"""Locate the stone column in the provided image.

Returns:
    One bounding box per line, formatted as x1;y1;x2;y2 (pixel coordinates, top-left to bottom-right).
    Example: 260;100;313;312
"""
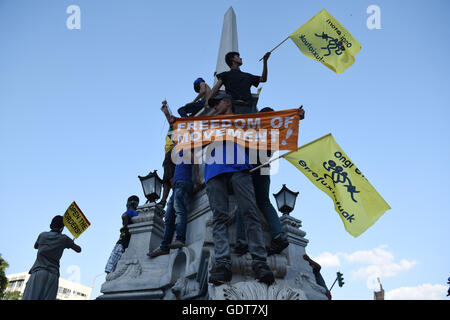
98;203;167;299
280;214;329;300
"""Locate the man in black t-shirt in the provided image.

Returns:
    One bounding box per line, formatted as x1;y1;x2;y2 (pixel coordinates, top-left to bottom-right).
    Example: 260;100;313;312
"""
206;51;271;114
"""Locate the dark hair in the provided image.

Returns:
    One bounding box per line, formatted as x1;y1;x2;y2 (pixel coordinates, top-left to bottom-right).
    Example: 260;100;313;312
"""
193;77;204;93
225;52;240;68
259;107;274;113
50;215;64;231
127;195;140;209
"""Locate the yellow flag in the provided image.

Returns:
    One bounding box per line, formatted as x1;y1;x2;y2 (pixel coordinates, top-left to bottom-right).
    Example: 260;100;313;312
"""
282;134;390;237
63;201;91;238
164;134;175;154
289;9;361;73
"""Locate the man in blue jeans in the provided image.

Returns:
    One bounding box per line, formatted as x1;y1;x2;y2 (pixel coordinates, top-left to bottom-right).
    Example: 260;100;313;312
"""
148;152;201;258
235;169;289;256
204;93;276;286
234;107;292;256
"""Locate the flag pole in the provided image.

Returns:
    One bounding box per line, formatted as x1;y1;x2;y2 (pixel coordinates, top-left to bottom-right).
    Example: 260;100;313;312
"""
250;134;332;172
249;150;294;172
259;35;290;61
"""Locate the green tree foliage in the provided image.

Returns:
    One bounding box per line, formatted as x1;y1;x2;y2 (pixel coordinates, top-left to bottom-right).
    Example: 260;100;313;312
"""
3;290;22;300
0;254;10;299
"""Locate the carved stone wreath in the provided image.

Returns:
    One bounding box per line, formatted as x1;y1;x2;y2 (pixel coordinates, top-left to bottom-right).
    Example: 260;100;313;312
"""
217;281;307;300
106;259;143;282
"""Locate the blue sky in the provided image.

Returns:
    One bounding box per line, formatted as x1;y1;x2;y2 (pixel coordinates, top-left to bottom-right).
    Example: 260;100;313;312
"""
1;0;449;300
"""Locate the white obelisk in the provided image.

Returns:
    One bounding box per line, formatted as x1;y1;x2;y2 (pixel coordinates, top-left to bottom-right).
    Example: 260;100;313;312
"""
214;7;239;84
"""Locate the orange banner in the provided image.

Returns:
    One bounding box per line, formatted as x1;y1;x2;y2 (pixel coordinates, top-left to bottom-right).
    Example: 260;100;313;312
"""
172;109;300;151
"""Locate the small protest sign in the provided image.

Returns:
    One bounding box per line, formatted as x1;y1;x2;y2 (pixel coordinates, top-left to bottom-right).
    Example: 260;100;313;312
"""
63;201;90;238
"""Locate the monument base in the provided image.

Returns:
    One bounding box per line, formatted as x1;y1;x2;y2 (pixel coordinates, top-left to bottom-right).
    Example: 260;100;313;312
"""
98;189;328;300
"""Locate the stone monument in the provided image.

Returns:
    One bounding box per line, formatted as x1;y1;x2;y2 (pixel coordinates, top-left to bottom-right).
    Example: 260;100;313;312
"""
98;184;329;300
97;7;329;300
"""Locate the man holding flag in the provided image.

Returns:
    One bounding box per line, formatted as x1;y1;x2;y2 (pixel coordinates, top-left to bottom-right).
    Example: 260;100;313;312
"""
204;93;274;286
202;92;305;286
22;215;82;300
205;51;271;114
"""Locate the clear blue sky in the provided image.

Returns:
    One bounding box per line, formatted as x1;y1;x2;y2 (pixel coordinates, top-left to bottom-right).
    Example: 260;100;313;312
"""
1;0;449;300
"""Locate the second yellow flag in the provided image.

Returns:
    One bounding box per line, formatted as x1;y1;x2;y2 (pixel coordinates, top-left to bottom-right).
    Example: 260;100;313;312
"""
282;134;390;237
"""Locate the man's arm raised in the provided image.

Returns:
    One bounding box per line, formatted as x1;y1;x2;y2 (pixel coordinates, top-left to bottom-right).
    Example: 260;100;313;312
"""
161;100;177;125
298;105;305;120
260;52;271;83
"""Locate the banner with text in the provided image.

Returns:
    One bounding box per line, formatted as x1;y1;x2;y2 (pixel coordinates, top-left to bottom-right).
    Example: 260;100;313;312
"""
172;109;300;152
63;201;91;238
283;134;390;237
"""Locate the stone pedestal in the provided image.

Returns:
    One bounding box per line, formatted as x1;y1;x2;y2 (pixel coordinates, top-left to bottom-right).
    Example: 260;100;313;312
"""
98;188;328;300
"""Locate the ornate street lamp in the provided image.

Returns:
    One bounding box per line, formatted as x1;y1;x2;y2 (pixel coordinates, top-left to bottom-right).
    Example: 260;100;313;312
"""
273;184;299;215
138;170;163;203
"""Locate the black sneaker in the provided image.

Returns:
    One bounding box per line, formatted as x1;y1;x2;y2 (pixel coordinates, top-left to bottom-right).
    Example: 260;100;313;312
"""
267;233;289;256
234;243;249;255
208;264;232;285
156;200;166;209
253;262;275;286
147;247;170;258
168;240;185;249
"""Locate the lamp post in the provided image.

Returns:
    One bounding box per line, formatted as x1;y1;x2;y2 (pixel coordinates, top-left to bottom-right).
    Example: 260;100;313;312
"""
138;170;163;203
273;184;299;215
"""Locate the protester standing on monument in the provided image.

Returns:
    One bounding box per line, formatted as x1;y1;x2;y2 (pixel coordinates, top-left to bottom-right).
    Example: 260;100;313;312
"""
158;100;177;209
205;51;271;114
105;195;140;274
22;215;82;300
177;78;212;117
234;106;305;256
202;92;277;286
148;151;201;258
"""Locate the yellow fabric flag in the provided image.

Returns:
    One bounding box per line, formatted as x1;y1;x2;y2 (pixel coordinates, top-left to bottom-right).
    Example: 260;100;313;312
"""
164;134;175;154
289;9;361;73
282;134;390;237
